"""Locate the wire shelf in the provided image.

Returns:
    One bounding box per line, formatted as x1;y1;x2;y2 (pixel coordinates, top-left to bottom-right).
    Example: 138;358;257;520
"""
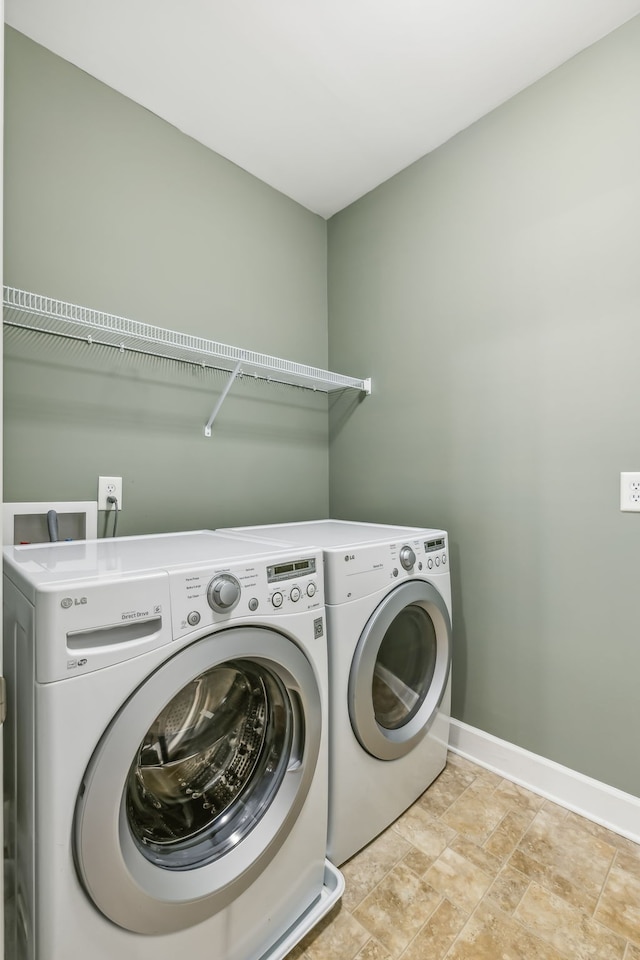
3;286;371;434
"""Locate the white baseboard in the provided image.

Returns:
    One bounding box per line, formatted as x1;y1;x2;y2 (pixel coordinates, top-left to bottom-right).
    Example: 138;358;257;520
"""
448;718;640;846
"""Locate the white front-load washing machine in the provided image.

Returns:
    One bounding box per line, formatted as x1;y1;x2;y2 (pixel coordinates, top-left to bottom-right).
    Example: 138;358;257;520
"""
3;530;342;960
221;521;452;866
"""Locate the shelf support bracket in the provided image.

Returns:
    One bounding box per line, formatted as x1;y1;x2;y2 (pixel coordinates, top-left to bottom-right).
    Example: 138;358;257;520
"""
203;360;243;437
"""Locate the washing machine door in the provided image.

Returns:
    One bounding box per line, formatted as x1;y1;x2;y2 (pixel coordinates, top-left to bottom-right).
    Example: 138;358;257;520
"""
348;580;451;761
74;626;322;935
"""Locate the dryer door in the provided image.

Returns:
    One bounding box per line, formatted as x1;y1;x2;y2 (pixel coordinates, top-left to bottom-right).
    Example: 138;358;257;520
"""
348;581;451;761
74;626;322;935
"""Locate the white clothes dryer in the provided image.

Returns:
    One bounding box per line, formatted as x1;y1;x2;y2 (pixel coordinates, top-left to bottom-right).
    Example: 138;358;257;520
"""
221;521;452;866
3;531;342;960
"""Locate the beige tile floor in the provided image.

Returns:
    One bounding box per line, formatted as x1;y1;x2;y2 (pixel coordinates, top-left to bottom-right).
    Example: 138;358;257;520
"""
289;752;640;960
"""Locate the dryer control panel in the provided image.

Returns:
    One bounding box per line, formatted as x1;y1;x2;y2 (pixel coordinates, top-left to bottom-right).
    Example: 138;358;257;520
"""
168;550;323;637
324;533;448;605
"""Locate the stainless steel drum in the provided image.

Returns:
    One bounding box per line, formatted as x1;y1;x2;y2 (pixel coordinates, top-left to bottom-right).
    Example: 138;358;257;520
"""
126;659;291;868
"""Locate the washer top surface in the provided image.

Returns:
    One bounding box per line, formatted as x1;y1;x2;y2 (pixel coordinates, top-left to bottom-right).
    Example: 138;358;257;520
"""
5;531;325;683
226;520;445;551
3;529;317;591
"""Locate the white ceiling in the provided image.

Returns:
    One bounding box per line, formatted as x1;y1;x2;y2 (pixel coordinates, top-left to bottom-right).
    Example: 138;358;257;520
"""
6;0;640;218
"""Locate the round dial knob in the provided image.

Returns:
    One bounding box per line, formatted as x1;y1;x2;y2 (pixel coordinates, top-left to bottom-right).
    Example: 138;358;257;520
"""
207;574;241;613
399;545;416;570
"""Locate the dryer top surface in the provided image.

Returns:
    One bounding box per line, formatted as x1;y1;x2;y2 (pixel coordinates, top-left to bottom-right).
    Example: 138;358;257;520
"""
225;520;446;550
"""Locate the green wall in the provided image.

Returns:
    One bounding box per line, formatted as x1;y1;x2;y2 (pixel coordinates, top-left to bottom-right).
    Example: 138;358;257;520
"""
3;27;329;534
328;16;640;796
6;19;640;799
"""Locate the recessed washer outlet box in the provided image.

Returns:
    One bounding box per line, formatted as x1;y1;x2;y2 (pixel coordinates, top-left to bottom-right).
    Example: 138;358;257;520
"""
3;501;99;545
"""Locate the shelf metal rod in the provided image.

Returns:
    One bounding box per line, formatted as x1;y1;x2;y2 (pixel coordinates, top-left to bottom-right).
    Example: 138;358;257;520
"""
3;287;373;432
203;361;243;436
4;319;357;392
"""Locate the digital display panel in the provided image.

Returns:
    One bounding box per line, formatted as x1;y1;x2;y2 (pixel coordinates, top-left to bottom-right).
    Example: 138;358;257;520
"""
425;538;445;552
267;557;316;582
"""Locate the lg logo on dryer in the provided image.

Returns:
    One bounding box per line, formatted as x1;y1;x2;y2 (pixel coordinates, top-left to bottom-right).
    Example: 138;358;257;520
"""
61;596;87;608
344;554;355;562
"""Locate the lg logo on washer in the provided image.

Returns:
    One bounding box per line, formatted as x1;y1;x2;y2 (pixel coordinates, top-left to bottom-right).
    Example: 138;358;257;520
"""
344;554;355;561
61;596;87;608
67;658;88;670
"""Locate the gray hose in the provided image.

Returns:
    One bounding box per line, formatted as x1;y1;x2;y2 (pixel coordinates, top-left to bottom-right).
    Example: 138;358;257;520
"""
47;509;59;542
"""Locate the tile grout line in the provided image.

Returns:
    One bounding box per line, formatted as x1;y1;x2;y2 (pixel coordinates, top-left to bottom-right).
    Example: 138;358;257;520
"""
345;824;425;911
397;895;478;960
480;800;510;853
592;846;618;920
393;891;453;960
589;847;638;954
488;859;533;916
509;898;577;960
438;893;498;960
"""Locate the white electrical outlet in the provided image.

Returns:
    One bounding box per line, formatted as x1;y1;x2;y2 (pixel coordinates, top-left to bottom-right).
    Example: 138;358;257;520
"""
620;472;640;511
98;476;123;511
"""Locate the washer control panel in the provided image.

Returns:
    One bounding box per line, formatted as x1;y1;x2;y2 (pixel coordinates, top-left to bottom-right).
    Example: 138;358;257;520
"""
168;549;323;637
422;536;447;572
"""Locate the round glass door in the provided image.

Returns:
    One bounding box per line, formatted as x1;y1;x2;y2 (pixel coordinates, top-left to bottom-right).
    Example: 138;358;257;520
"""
74;627;321;935
349;581;451;761
127;659;292;870
373;604;437;730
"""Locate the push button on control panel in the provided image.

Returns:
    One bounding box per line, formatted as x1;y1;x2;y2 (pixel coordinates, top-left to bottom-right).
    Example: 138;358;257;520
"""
307;582;317;597
290;586;301;602
187;611;201;626
271;591;284;608
248;598;259;611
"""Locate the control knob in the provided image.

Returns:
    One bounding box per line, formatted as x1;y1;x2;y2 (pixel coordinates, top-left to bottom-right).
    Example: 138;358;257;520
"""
399;545;416;570
207;574;241;613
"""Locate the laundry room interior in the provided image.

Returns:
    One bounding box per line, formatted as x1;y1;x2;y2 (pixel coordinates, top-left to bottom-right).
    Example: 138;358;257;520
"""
3;3;640;960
